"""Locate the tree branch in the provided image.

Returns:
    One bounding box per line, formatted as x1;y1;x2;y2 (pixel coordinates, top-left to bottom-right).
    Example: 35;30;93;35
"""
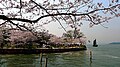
0;4;119;24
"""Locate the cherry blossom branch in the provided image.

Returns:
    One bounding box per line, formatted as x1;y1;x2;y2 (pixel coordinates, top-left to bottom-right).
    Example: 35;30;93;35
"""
0;4;119;25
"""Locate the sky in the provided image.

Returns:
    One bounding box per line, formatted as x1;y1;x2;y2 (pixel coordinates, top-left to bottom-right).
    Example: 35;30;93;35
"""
43;0;120;44
81;17;120;44
44;17;120;44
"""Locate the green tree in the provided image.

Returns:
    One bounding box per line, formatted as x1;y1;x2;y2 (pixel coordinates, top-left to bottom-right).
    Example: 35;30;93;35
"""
62;30;73;39
62;29;84;39
0;27;10;48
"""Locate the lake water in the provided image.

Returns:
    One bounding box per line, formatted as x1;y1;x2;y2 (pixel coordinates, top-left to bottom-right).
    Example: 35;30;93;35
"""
0;44;120;67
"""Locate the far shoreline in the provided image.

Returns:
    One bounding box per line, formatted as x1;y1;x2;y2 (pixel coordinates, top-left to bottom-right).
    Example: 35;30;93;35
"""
109;42;120;44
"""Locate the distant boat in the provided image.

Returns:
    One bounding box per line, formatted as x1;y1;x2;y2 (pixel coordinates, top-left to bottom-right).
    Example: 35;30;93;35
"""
93;39;98;47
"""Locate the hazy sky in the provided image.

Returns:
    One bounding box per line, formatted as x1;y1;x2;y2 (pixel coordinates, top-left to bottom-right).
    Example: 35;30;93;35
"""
43;0;120;44
81;17;120;44
44;17;120;44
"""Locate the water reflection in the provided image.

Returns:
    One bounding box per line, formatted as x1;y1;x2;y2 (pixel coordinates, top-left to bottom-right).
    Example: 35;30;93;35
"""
0;51;90;67
47;51;90;67
0;59;7;67
0;55;37;67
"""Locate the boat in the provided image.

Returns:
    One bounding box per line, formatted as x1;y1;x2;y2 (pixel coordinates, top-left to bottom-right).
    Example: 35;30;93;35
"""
93;39;98;47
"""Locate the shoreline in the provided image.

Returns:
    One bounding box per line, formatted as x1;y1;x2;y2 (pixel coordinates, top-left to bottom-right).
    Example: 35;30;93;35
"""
0;47;87;54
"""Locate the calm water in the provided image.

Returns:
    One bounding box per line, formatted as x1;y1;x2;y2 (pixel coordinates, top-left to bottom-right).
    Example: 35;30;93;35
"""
0;44;120;67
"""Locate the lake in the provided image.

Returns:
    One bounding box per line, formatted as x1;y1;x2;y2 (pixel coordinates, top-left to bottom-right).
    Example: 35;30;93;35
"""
0;44;120;67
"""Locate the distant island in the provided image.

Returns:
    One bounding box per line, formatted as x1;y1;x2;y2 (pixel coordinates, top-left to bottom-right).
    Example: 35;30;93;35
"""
109;42;120;44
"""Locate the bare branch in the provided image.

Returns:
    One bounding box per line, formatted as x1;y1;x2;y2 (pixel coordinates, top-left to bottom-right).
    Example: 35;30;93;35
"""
0;3;119;23
0;21;7;26
0;0;119;32
20;0;22;17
